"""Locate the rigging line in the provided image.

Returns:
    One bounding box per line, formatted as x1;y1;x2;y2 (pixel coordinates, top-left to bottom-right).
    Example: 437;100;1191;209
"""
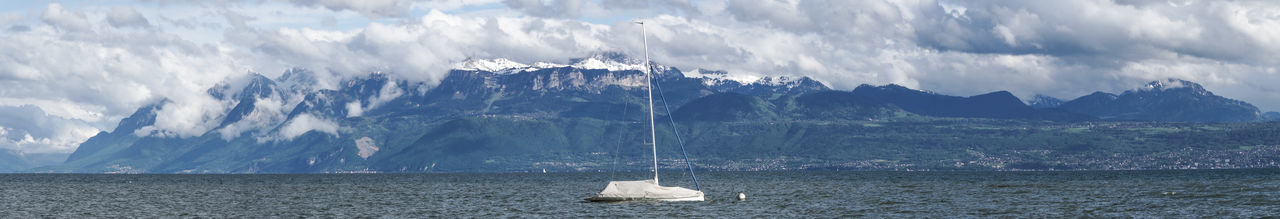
652;77;702;191
609;100;630;182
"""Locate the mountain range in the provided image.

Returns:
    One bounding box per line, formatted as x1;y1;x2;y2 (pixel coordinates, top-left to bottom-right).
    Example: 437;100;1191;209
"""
1053;79;1263;122
16;53;1280;173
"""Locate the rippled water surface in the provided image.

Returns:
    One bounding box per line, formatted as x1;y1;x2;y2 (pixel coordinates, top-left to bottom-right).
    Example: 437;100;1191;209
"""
1;169;1278;217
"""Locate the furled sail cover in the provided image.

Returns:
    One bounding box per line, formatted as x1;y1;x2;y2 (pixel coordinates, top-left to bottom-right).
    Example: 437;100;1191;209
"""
587;180;704;201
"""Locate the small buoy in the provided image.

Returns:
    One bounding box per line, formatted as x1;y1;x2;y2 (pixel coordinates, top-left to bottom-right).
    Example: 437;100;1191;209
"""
737;193;746;200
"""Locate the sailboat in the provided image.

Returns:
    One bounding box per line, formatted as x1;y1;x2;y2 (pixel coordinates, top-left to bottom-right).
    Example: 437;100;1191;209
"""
585;21;706;202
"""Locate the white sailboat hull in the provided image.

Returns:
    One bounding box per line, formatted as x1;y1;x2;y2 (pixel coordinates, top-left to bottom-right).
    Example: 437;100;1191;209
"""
585;180;705;202
655;195;706;202
585;194;706;202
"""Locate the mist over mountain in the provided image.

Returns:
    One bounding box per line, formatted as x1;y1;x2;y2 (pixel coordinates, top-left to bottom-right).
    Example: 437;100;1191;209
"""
31;55;1280;173
0;149;66;172
1265;112;1280;121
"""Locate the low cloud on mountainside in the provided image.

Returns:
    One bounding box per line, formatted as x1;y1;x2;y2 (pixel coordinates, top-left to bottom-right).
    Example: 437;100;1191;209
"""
1;0;1280;153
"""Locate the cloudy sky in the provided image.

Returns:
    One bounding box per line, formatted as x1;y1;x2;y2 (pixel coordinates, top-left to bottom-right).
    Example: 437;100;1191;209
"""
2;0;1279;154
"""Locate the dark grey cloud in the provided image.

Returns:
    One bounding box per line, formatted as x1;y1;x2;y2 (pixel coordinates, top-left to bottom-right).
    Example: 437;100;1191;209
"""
504;0;586;19
107;6;152;28
504;0;701;19
40;3;91;32
700;0;1280;111
600;0;701;17
6;25;29;33
898;0;1280;76
284;0;422;18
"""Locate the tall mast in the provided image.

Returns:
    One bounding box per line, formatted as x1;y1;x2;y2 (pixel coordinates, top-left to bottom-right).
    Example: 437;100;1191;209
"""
636;21;658;186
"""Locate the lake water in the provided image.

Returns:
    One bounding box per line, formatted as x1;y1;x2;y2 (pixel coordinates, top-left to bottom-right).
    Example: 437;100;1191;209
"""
1;169;1277;217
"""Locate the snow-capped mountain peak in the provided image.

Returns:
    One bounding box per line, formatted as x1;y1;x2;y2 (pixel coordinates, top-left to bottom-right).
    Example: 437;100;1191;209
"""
1139;78;1208;91
569;55;644;71
1028;94;1065;109
529;62;566;69
1133;78;1210;96
453;58;529;73
682;69;815;88
682;69;762;86
756;75;811;88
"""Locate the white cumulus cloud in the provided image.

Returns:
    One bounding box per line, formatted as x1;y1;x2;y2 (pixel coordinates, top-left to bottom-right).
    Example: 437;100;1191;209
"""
276;113;340;141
